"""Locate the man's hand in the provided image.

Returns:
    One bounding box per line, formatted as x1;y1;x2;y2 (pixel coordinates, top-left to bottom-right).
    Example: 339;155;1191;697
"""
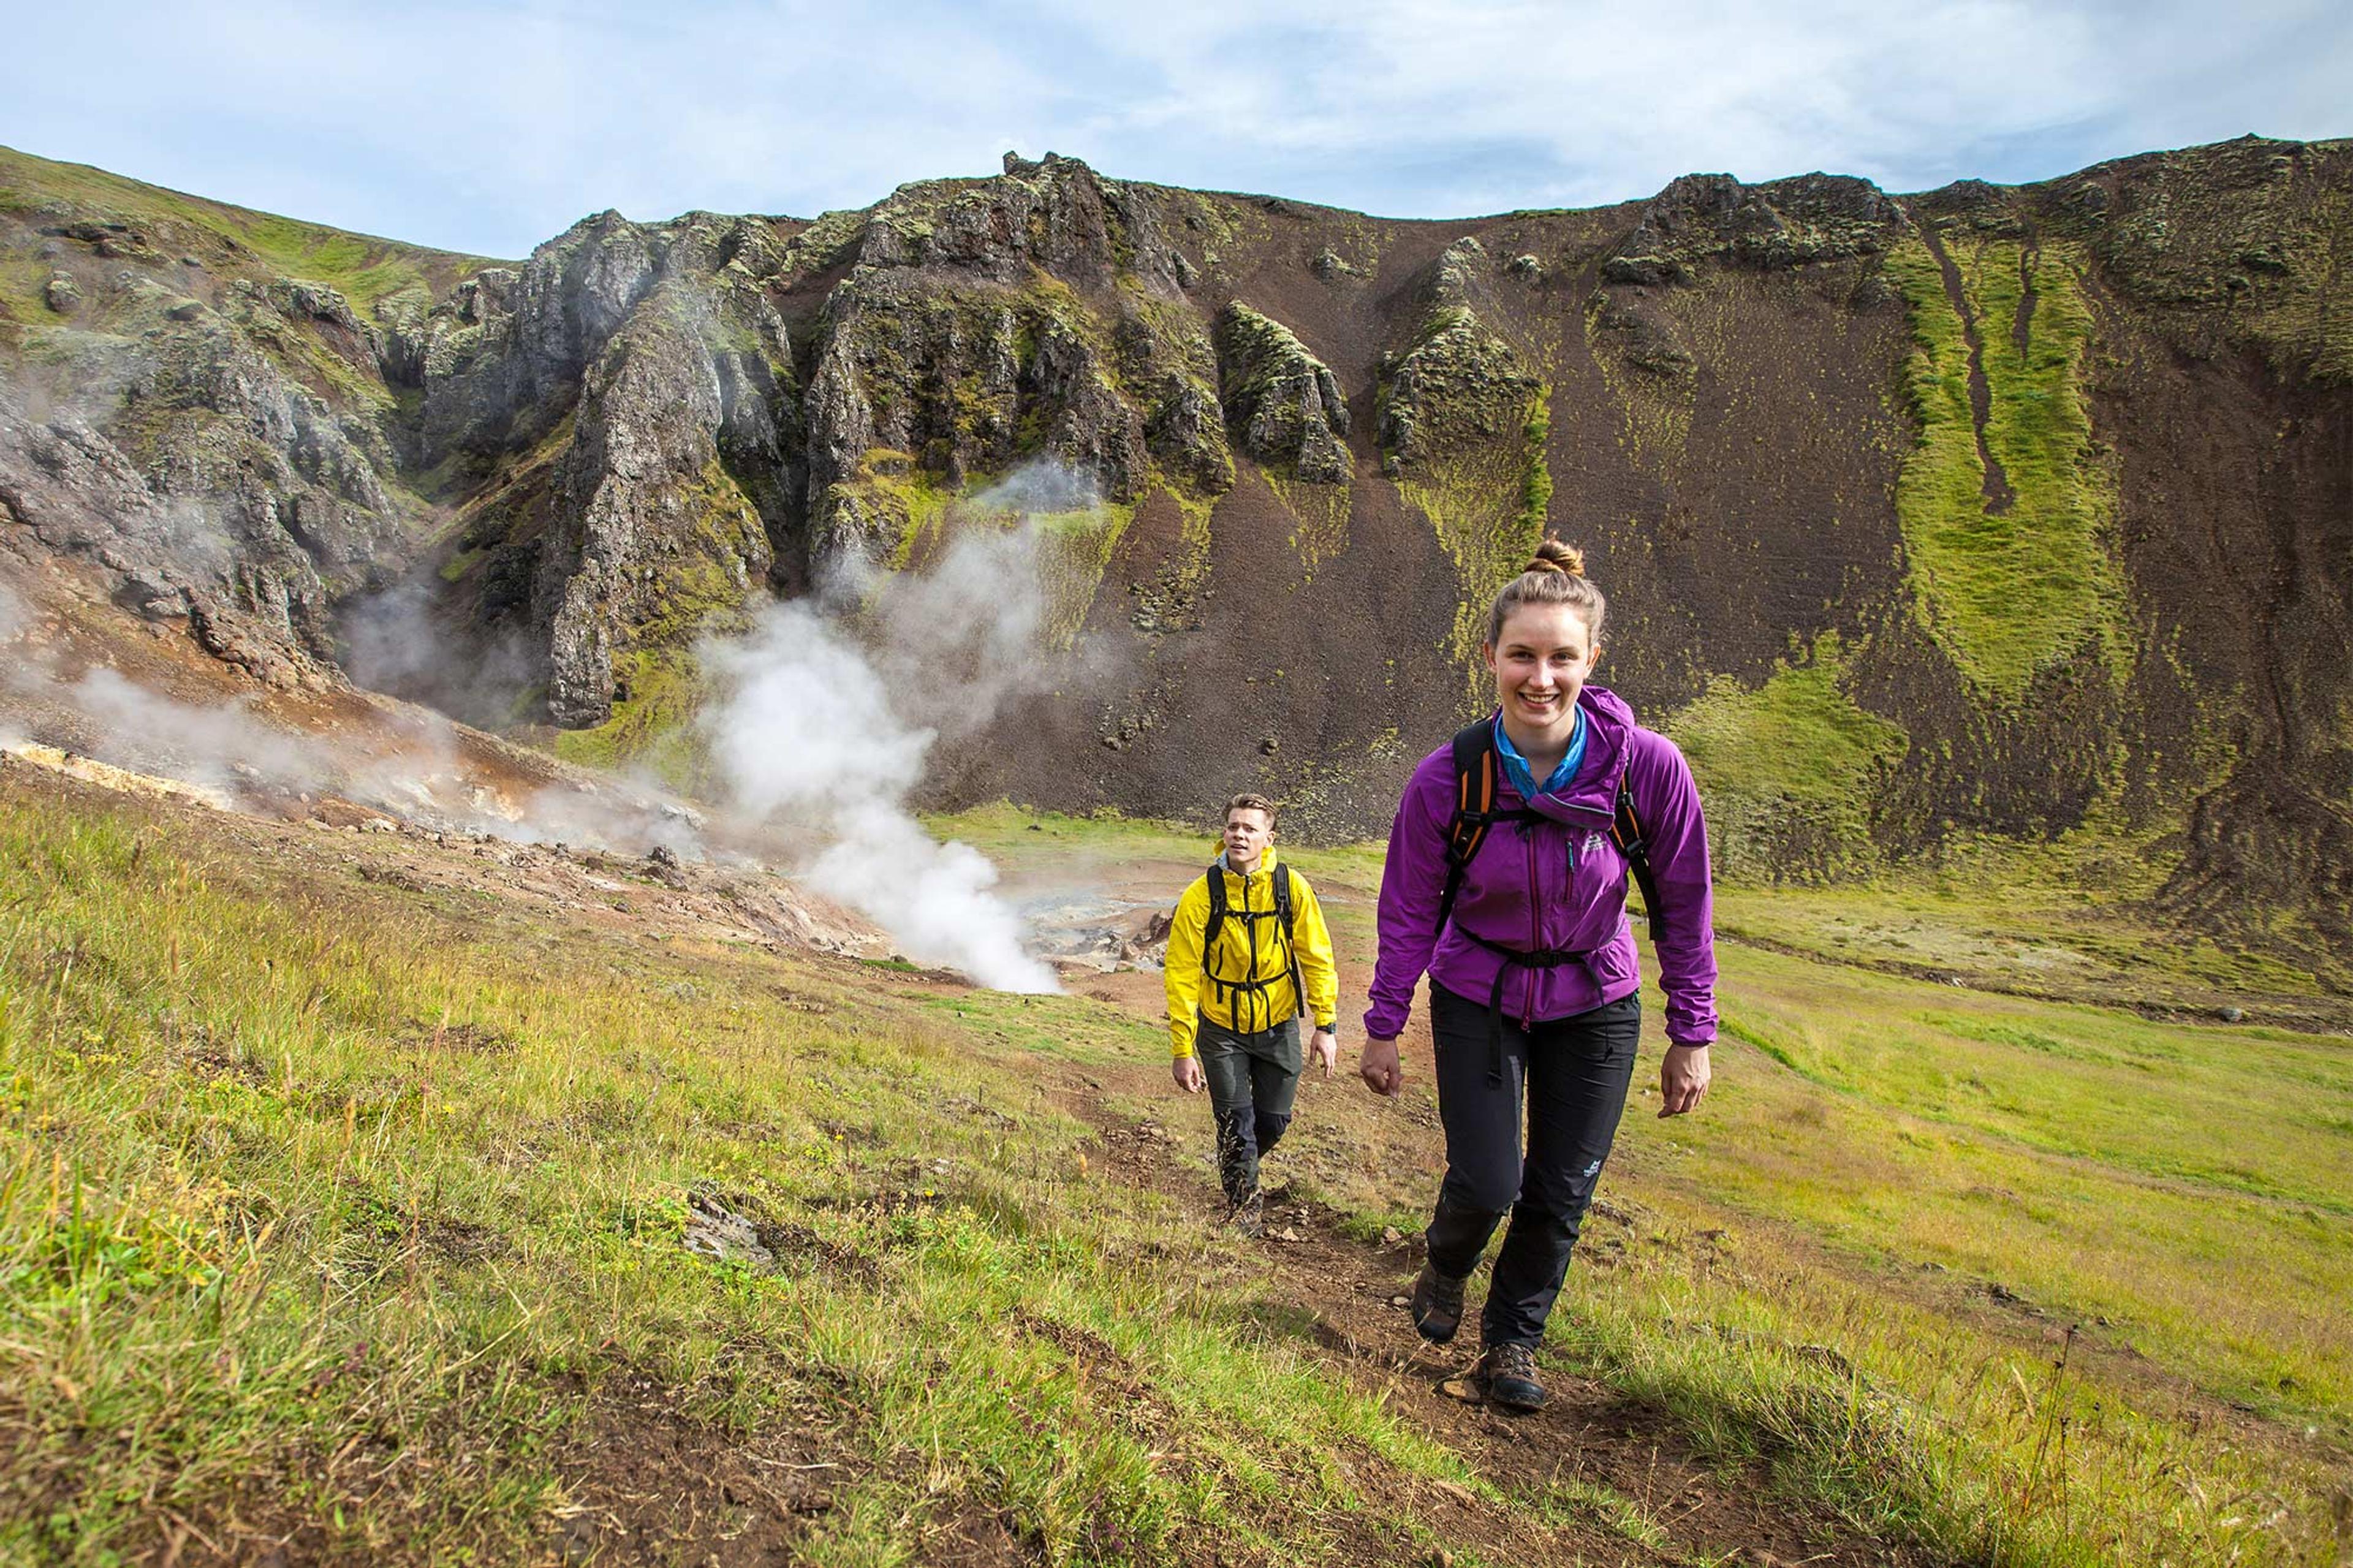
1309;1028;1338;1077
1358;1035;1404;1097
1172;1055;1205;1094
1659;1042;1710;1116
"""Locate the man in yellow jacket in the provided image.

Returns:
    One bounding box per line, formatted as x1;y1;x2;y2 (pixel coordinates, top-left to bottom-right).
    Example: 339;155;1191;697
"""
1165;793;1340;1234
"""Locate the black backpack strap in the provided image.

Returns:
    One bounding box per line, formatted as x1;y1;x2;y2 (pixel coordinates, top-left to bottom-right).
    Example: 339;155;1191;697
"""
1202;860;1229;956
1610;768;1665;947
1200;862;1230;1013
1272;862;1305;1023
1436;719;1501;936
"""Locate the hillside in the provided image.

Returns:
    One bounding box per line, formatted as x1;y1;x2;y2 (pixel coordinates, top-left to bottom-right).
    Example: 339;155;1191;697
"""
3;760;2347;1566
1;138;2349;971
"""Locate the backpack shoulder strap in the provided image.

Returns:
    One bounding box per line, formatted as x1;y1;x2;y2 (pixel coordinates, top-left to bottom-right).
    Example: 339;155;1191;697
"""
1271;863;1305;1021
1611;767;1665;946
1201;862;1229;965
1436;719;1501;934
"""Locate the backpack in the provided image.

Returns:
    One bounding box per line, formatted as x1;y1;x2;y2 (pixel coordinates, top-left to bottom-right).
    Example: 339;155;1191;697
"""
1200;859;1306;1032
1436;716;1664;941
1435;716;1665;1088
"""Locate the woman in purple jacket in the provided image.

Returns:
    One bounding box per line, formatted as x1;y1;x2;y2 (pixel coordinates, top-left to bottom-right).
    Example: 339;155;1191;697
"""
1358;539;1716;1412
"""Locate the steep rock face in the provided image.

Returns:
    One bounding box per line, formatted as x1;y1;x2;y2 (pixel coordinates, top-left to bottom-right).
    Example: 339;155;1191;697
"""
2;138;2348;960
536;281;789;726
388;210;804;727
800;155;1224;570
386;209;665;457
1211;301;1348;483
0;206;427;684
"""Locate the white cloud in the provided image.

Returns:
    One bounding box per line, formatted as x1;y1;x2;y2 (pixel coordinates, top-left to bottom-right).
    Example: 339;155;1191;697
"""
2;1;2344;255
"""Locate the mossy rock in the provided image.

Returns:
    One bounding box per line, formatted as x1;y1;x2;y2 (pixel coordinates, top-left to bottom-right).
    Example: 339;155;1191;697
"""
1212;301;1348;483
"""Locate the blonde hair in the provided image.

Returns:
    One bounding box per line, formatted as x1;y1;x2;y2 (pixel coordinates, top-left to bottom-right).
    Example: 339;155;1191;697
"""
1485;537;1606;649
1224;792;1277;827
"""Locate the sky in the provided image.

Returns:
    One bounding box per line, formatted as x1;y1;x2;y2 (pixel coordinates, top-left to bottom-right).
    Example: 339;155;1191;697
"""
6;0;2349;260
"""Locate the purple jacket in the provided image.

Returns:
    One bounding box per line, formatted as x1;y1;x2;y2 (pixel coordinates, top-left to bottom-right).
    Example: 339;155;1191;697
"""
1363;685;1719;1047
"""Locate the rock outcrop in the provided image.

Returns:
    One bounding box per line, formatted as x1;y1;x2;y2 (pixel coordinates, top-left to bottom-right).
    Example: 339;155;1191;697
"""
1601;172;1904;286
1377;237;1540;471
0;252;417;686
1212;302;1349;483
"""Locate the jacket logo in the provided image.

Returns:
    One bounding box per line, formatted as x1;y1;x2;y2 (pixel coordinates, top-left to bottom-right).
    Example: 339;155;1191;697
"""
1582;830;1609;860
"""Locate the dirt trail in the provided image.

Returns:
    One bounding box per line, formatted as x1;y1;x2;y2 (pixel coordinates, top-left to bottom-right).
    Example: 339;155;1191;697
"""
1063;1058;1927;1568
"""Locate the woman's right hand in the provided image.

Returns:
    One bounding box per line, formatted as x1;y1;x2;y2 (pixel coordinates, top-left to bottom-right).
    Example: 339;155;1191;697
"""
1358;1036;1404;1098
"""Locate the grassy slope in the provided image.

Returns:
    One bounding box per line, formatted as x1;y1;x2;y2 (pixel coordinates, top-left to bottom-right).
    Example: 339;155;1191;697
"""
0;145;506;322
2;777;2345;1564
0;778;1491;1566
934;805;2352;1567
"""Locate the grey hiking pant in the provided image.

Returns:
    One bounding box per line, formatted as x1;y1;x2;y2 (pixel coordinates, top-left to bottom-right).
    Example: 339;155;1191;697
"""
1423;983;1641;1349
1197;1015;1302;1205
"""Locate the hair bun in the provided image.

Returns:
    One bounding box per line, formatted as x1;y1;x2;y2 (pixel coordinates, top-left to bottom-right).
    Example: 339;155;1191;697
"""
1527;539;1585;578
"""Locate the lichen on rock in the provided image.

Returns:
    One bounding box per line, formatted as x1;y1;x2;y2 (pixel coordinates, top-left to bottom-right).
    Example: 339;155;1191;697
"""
1211;301;1349;484
1376;238;1537;471
1601;172;1903;286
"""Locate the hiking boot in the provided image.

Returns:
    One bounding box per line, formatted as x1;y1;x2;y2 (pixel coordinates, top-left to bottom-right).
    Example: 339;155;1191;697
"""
1227;1189;1265;1237
1408;1263;1468;1344
1478;1343;1545;1412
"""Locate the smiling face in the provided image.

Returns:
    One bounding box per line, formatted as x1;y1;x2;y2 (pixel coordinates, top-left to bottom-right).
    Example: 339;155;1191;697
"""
1483;602;1599;748
1222;806;1273;873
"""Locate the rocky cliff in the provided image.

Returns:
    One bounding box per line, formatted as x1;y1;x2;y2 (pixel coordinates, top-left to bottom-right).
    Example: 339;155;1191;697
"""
2;137;2346;960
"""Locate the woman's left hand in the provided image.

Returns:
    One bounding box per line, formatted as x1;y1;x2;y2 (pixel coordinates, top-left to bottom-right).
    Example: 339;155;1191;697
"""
1659;1043;1710;1117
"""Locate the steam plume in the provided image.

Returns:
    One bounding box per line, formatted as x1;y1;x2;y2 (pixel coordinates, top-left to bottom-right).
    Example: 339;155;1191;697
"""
701;474;1097;993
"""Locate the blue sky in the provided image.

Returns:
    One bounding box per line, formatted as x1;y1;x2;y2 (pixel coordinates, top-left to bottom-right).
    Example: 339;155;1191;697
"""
6;0;2349;260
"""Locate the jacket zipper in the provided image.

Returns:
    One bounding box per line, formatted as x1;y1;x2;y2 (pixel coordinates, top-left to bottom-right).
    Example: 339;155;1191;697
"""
1243;868;1260;1032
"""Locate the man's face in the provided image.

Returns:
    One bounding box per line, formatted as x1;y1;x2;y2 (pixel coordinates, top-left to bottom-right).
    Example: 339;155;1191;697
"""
1222;808;1273;868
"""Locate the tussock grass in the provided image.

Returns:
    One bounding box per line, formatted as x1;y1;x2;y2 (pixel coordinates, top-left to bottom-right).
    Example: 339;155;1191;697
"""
0;781;1477;1563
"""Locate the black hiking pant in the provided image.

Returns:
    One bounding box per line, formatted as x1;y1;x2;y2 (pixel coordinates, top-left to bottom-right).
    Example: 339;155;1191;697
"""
1423;983;1640;1349
1197;1015;1302;1205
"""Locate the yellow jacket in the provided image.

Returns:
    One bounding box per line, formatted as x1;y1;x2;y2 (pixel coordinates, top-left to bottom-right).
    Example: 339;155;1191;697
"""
1164;849;1339;1059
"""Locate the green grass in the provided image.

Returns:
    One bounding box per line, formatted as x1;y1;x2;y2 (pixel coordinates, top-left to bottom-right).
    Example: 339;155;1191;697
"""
955;806;2353;1568
1398;384;1557;699
0;780;1500;1564
1885;235;2127;701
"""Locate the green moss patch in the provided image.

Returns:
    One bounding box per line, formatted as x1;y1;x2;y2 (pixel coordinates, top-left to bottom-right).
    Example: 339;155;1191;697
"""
1885;235;2126;702
1667;633;1908;882
549;648;711;792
